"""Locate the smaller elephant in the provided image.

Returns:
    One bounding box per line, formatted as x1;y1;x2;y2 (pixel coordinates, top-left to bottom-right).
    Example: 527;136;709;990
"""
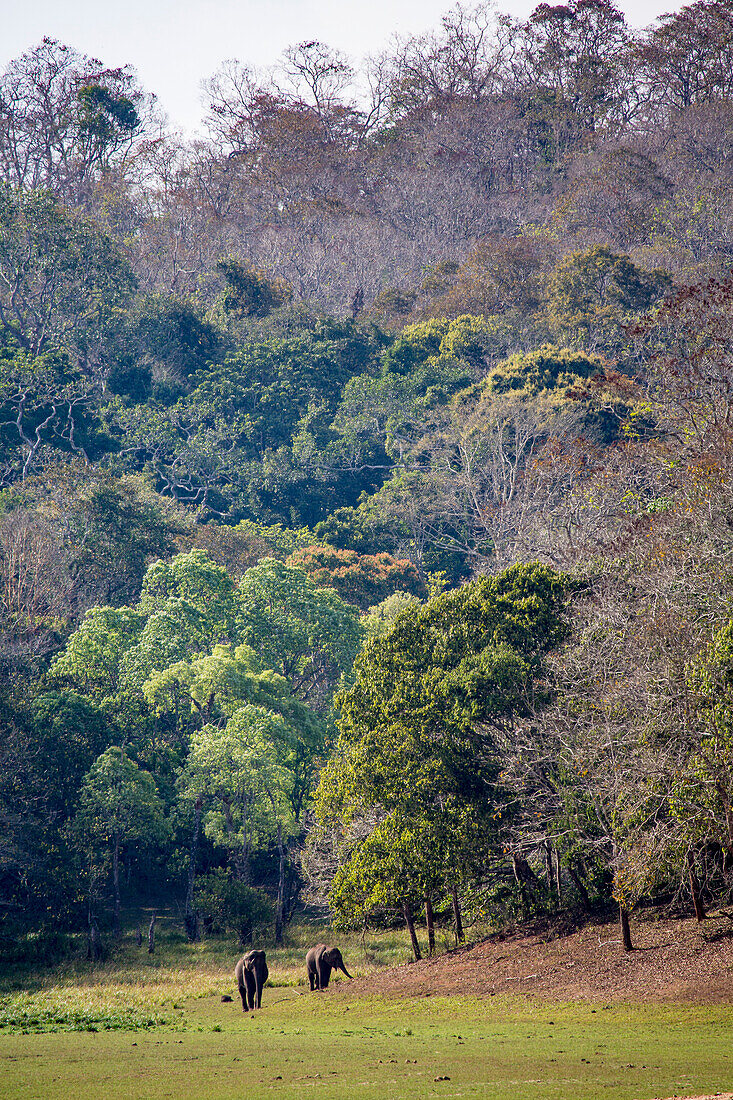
306;943;353;991
235;949;269;1011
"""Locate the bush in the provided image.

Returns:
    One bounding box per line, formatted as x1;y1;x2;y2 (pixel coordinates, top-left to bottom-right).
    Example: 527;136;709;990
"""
194;870;273;945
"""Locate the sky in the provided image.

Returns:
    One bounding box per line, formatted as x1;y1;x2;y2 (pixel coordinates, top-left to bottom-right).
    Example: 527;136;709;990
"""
1;0;677;136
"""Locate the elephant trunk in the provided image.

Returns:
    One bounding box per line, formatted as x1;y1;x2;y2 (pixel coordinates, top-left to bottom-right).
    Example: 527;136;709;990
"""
339;963;353;980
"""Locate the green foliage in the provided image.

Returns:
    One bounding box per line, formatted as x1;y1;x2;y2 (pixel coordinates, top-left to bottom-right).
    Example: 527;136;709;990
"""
545;245;671;351
30;691;111;819
485;345;603;398
110;316;383;524
361;591;422;640
0;184;136;358
51;605;145;702
318;563;573;927
334;316;487;453
180;704;299;884
76;82;139;146
71;747;166;851
139;549;241;641
108;295;221;404
194;869;273;942
69;746;168;922
239;557;363;706
215;259;292;319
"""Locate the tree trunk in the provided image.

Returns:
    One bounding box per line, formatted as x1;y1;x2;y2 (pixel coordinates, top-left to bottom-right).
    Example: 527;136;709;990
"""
425;895;435;956
553;847;562;906
87;915;102;961
112;833;121;937
452;885;465;944
620;904;633;952
136;925;143;947
275;821;285;945
568;862;592;912
240;790;251;885
148;913;156;954
403;901;422;961
184;795;202;942
544;840;554;898
512;854;539;915
687;850;707;923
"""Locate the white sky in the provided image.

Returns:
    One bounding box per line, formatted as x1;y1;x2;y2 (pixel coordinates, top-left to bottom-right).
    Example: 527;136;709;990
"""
1;0;676;136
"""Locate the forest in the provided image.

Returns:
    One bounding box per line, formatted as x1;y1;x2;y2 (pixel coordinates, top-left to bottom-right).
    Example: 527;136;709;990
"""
3;0;733;961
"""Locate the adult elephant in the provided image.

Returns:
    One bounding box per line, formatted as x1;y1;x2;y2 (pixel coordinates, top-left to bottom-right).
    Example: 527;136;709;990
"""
235;949;268;1011
306;943;353;990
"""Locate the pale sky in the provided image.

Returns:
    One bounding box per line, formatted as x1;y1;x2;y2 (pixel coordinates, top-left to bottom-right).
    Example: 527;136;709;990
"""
1;0;676;136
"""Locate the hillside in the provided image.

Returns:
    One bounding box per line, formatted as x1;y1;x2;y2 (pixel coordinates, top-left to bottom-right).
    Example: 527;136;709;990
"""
340;911;733;1005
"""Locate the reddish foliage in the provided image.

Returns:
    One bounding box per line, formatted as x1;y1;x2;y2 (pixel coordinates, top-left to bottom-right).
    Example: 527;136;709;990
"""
285;545;423;610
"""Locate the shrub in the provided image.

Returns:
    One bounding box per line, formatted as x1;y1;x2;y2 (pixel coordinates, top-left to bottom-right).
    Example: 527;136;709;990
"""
194;870;273;945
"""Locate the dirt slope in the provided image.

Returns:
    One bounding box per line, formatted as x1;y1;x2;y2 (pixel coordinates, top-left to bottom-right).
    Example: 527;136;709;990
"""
347;910;733;1004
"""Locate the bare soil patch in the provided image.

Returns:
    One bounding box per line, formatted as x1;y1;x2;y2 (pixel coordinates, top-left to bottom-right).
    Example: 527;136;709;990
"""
348;909;733;1004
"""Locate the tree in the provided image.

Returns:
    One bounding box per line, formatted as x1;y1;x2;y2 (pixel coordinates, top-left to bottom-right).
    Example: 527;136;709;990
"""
0;186;136;367
637;1;733;116
239;557;363;708
0;38;153;204
384;2;505;118
70;746;166;935
285;545;422;609
180;703;305;942
316;563;572;934
509;0;634;150
215;259;291;319
420;235;551;321
545;245;671;352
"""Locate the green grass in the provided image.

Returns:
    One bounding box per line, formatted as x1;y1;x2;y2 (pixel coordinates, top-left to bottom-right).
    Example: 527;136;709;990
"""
2;993;733;1099
0;912;414;1035
1;916;732;1098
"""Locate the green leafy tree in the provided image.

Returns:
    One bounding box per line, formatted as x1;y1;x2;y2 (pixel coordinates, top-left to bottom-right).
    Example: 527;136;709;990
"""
215;259;292;319
181;705;297;941
0;347;109;479
51;605;145;703
545;245;671;352
69;746;167;935
239;557;363;708
0;185;136;359
317;563;572;936
109;316;382;523
194;868;273;943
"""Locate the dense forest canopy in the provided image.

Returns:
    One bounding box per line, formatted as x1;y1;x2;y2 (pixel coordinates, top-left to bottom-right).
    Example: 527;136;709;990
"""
3;0;733;957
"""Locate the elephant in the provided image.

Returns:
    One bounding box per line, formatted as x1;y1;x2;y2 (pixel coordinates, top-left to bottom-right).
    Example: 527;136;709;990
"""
235;949;269;1011
306;943;353;990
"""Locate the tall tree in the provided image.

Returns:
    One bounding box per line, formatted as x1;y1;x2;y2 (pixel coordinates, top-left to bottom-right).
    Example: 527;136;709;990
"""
70;746;166;936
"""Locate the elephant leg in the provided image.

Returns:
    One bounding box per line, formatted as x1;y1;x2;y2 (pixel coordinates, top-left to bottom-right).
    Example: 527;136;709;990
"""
245;970;256;1011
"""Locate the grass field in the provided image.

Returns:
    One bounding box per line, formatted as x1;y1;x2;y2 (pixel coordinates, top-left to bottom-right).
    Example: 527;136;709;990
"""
1;914;732;1099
